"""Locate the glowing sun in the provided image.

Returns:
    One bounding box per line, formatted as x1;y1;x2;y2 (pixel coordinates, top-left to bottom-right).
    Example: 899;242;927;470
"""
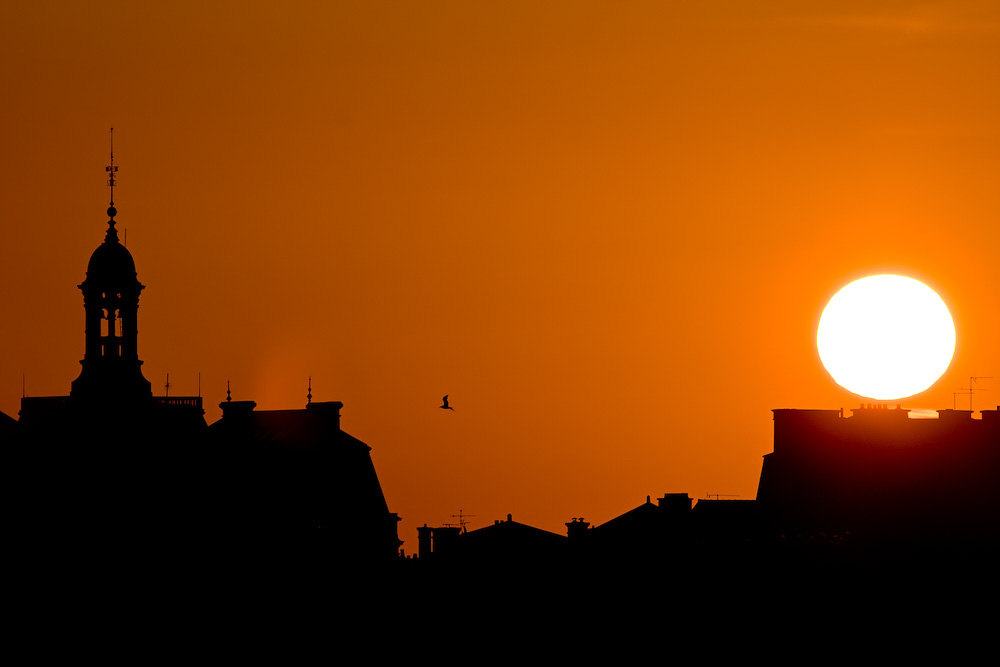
817;275;955;400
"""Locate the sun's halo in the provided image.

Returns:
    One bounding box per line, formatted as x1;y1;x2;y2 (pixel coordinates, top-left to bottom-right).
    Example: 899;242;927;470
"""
817;275;955;401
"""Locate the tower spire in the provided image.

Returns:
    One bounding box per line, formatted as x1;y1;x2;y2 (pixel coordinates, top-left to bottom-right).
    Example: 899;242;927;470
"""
71;127;150;401
105;127;119;241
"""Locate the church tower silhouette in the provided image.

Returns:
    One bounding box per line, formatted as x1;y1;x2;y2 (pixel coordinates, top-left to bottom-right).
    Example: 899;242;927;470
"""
70;200;152;401
6;138;402;562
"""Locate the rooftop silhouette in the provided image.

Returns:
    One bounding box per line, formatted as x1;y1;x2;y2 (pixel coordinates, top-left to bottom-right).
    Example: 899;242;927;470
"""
5;166;401;568
411;403;1000;582
3;150;998;597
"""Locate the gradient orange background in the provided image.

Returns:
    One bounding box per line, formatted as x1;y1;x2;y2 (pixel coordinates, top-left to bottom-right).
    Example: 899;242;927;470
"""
2;2;998;547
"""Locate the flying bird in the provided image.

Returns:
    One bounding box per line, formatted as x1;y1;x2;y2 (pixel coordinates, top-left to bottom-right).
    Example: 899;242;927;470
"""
440;395;455;411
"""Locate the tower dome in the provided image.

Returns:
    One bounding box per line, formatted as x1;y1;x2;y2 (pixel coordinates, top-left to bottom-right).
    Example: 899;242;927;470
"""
83;217;140;290
70;175;151;401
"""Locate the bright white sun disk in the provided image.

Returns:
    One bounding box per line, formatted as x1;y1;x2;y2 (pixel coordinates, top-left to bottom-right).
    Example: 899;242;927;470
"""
817;275;955;400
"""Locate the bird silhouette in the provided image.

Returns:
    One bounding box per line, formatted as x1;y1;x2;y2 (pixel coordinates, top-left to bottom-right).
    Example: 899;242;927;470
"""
440;395;455;411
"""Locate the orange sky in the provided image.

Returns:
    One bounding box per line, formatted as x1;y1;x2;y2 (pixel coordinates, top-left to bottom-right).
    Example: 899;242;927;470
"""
2;1;998;547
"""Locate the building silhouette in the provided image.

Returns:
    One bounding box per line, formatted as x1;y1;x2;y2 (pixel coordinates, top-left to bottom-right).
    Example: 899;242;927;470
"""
758;404;1000;552
413;404;1000;574
417;514;568;566
5;165;998;578
5;195;401;563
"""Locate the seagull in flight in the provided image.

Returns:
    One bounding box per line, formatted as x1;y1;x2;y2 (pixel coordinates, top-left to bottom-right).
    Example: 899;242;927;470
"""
440;395;455;411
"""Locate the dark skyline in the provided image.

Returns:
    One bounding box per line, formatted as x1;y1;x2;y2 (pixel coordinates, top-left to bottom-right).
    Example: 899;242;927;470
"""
2;2;998;542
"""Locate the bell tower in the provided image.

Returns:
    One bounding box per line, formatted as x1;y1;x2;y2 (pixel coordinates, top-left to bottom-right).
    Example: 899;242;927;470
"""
70;131;152;402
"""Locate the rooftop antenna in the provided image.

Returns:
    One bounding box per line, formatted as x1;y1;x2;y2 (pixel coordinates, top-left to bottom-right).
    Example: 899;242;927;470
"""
445;509;476;533
970;376;992;411
705;494;739;500
307;376;312;405
165;372;170;397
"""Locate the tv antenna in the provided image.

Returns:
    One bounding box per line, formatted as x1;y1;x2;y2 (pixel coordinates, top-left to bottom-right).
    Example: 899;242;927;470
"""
445;509;476;533
969;376;992;411
165;372;171;397
705;494;739;500
953;390;965;410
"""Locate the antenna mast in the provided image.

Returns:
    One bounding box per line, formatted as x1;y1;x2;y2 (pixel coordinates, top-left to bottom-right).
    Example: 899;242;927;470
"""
445;509;476;533
970;376;992;411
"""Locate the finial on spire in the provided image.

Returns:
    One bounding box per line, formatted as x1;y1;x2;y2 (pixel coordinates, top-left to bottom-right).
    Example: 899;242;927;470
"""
106;127;118;210
226;380;232;403
104;128;120;241
307;376;312;405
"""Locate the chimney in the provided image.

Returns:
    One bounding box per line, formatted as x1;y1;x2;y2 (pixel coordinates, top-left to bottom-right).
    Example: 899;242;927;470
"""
658;493;693;513
306;400;343;429
417;524;433;560
566;517;591;540
219;400;256;419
